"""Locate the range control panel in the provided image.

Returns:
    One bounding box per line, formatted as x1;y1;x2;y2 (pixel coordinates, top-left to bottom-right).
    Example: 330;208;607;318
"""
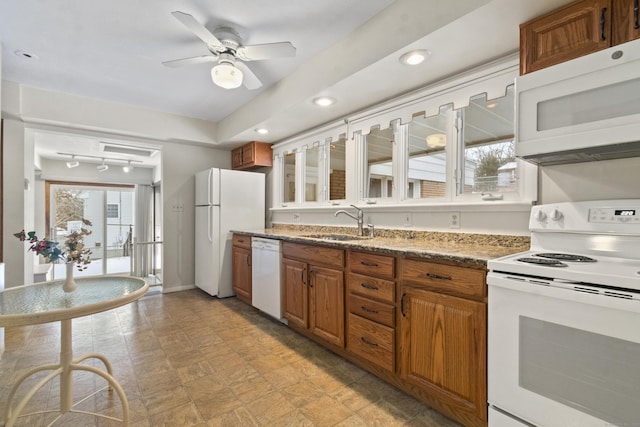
529;199;640;232
589;207;640;223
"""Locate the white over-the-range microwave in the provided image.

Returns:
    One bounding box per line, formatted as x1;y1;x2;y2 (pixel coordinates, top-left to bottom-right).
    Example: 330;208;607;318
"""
516;38;640;165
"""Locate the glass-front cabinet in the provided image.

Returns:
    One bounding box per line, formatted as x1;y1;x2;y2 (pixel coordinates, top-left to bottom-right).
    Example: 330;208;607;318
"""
271;56;536;209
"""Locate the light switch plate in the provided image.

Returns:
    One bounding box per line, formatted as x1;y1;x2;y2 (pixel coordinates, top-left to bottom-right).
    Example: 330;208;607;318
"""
403;213;412;227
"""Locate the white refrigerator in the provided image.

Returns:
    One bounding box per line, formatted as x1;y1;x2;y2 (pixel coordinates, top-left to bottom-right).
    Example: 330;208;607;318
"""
195;168;265;297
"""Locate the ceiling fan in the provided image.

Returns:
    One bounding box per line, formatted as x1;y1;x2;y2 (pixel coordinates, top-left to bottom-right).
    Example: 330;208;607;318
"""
163;11;296;90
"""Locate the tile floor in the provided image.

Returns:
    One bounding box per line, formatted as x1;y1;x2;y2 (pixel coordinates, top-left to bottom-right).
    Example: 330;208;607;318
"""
0;289;462;426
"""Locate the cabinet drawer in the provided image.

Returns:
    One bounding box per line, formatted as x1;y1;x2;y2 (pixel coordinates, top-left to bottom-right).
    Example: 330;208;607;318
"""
401;259;486;300
348;272;395;304
349;294;394;328
232;234;252;249
349;252;395;279
347;313;394;372
282;242;344;269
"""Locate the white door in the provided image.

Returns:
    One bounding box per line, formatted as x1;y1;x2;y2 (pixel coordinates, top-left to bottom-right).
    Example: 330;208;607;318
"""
194;205;220;296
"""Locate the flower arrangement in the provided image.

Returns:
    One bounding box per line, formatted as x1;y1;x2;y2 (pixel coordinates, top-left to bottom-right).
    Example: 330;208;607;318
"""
15;219;93;271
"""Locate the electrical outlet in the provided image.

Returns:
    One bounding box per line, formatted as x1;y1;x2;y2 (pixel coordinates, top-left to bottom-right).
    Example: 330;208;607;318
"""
293;213;301;223
403;213;412;227
449;212;461;229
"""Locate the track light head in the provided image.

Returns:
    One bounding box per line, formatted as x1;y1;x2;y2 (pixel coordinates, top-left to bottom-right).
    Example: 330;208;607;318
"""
97;159;108;172
66;155;79;168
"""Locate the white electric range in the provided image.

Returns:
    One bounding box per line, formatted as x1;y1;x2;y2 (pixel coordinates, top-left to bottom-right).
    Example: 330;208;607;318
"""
487;199;640;427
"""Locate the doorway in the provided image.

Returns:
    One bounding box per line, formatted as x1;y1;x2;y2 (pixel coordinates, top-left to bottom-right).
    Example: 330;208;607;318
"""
46;182;135;279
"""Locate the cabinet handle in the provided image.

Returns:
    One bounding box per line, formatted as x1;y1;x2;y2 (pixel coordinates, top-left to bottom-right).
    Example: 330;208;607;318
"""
360;337;378;347
426;272;452;281
302;268;306;285
635;0;639;29
309;269;314;288
360;283;379;291
237;238;245;243
360;261;379;267
247;255;251;267
360;306;379;314
401;293;406;317
600;7;607;41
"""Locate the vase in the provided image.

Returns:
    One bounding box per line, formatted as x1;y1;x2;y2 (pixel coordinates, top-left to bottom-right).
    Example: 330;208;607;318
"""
63;262;77;292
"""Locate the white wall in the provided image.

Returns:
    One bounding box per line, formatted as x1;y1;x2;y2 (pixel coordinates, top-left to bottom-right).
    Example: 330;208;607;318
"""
539;157;640;203
1;82;235;291
161;142;230;292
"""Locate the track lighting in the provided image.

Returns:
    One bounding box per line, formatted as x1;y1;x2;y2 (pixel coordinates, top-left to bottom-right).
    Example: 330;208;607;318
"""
123;161;133;173
66;155;80;168
97;159;109;172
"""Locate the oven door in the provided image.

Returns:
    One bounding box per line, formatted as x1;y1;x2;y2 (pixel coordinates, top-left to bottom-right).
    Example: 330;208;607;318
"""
488;272;640;427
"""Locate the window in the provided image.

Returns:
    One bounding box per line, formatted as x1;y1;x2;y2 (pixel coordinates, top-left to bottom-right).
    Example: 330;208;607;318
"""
283;152;296;204
407;105;452;200
458;85;516;198
304;145;320;202
364;126;394;200
329;136;346;201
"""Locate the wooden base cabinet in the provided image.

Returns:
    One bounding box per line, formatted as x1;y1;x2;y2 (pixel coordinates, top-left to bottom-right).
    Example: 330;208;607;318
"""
282;242;345;348
399;287;487;423
400;258;488;426
231;234;252;304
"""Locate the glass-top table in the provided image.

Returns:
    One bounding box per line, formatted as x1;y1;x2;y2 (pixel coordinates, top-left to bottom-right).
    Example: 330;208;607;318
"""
0;275;149;426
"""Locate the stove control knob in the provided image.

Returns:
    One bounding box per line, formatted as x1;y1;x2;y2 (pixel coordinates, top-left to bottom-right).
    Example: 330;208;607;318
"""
534;210;547;222
550;208;563;221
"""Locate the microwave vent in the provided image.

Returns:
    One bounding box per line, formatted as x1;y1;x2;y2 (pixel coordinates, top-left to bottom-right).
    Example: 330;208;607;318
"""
519;140;640;165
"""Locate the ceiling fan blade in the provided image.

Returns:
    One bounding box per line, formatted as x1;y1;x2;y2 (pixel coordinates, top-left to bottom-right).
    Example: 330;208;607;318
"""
238;42;296;61
235;62;262;90
171;11;223;49
162;55;217;68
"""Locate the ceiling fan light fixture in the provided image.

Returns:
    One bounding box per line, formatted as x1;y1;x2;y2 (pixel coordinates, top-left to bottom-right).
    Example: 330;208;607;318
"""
123;161;133;173
211;63;243;89
426;133;447;148
399;49;431;66
66;155;80;169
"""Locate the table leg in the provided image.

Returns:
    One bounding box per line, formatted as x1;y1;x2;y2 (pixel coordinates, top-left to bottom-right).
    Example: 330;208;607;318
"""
3;319;130;426
60;319;73;413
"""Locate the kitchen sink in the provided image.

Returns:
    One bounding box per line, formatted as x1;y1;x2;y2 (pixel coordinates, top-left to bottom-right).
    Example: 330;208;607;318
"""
301;233;369;241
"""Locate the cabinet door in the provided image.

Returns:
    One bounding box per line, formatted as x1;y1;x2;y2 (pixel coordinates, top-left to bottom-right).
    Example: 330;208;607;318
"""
520;0;611;74
232;246;252;304
283;258;308;329
399;287;487;421
242;143;255;165
309;265;345;347
612;0;640;45
231;147;244;169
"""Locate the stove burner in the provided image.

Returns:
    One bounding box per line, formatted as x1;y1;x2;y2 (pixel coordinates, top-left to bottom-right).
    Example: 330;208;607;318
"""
516;257;568;267
535;253;597;263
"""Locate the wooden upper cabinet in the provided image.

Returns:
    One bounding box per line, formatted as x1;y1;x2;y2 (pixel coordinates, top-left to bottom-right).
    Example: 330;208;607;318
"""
520;0;612;75
521;0;640;75
611;0;640;45
231;141;273;170
231;147;244;169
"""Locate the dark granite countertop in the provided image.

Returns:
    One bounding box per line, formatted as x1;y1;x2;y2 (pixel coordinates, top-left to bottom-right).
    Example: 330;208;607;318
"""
233;224;530;268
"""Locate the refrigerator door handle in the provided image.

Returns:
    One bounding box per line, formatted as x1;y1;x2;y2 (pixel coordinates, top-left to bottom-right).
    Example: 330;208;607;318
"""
208;206;213;243
208;168;213;206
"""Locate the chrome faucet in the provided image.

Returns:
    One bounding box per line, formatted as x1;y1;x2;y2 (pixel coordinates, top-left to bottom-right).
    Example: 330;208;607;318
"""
334;205;364;236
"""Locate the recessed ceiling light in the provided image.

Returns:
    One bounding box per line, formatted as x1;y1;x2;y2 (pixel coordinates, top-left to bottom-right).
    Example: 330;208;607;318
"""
486;103;498;109
399;49;431;66
14;50;38;60
255;128;269;135
313;97;336;107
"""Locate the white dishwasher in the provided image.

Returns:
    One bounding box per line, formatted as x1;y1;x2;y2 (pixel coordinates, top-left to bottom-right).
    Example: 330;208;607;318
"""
251;237;285;323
